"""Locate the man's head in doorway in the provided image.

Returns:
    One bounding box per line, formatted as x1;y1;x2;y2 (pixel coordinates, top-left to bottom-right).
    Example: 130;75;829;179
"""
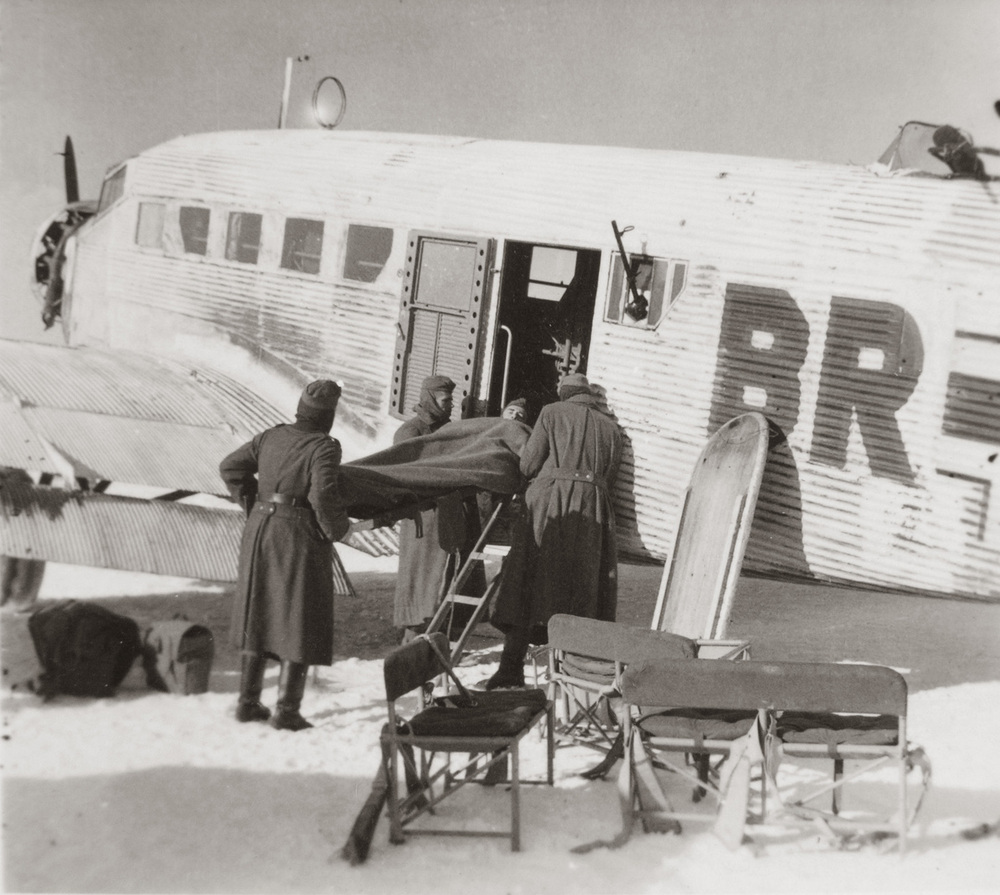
558;372;591;400
417;375;455;423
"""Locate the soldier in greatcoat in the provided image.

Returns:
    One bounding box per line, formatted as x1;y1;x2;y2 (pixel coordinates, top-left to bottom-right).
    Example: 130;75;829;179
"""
392;375;456;640
487;372;623;688
219;379;350;731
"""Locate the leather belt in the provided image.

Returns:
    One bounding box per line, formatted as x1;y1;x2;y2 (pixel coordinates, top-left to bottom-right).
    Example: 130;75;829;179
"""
260;492;309;507
541;469;607;489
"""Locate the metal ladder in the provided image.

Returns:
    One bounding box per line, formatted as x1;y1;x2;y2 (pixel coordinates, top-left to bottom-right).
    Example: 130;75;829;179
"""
425;494;513;664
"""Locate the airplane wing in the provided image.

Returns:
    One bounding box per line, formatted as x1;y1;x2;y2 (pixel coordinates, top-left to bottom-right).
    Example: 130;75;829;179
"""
0;339;399;578
0;338;290;579
0;339;286;492
1;474;242;580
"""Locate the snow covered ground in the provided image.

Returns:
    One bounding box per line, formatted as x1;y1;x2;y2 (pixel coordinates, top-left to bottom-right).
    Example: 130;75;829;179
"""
2;557;999;894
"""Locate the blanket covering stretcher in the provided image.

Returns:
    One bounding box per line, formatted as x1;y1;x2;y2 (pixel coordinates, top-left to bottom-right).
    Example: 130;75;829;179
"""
338;418;532;521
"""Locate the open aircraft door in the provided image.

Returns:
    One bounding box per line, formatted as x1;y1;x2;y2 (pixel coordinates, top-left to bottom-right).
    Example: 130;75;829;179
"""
487;241;601;419
391;232;495;418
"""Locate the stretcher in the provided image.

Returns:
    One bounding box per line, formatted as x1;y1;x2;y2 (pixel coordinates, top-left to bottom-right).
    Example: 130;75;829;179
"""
339;416;532;651
612;657;930;854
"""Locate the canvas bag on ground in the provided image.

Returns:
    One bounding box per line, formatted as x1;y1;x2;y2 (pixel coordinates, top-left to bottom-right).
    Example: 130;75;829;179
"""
142;618;214;694
27;600;143;699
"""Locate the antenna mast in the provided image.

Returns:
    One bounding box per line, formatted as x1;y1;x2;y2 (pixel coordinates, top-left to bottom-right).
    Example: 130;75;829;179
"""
278;55;310;129
278;57;293;129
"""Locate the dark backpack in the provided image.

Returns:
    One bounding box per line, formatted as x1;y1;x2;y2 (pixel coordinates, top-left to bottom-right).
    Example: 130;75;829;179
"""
27;600;143;700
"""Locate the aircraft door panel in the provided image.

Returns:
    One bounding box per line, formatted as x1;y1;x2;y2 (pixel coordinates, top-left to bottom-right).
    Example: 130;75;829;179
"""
391;232;493;418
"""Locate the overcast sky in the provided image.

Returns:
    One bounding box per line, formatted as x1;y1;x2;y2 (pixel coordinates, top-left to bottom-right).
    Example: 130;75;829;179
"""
2;0;998;342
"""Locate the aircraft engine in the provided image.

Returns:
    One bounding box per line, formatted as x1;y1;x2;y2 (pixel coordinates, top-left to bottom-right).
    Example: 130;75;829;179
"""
29;137;96;330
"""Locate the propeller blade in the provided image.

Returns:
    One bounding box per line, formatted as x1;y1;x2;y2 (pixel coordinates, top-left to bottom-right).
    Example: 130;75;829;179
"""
63;136;79;204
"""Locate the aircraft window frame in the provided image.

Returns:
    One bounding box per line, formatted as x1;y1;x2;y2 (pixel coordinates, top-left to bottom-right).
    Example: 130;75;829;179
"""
527;246;577;302
411;240;478;312
343;224;393;283
97;165;127;215
605;253;687;330
877;121;995;179
281;217;324;275
179;206;211;256
135;202;166;249
225;211;263;265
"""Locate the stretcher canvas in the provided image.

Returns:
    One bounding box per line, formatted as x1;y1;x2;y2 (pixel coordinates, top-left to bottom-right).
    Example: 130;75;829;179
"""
339;417;531;520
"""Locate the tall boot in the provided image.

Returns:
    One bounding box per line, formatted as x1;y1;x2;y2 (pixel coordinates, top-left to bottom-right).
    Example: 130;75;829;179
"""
270;661;314;731
235;652;271;723
484;627;529;690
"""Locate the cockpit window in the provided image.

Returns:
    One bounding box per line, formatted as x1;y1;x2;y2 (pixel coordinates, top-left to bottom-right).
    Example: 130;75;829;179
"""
878;121;988;178
98;166;126;213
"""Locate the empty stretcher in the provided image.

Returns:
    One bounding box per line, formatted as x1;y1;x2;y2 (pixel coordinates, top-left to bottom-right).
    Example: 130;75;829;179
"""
612;657;930;854
544;614;697;758
340;631;554;863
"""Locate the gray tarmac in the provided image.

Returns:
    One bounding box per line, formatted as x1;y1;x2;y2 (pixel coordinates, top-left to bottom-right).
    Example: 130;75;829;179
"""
2;563;997;697
614;565;1000;694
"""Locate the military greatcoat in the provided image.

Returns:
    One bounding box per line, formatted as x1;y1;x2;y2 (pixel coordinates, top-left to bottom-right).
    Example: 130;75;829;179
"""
392;412;450;628
492;392;623;636
220;422;349;665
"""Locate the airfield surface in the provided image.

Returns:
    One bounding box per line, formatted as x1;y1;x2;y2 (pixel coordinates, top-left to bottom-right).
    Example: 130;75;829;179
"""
2;559;999;894
5;558;996;694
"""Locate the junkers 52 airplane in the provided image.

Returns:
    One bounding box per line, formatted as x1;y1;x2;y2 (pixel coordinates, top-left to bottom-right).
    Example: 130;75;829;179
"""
2;113;999;603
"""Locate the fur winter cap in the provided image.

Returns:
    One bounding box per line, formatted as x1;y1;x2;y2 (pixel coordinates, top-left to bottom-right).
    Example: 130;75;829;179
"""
420;375;456;396
558;372;591;400
298;379;342;411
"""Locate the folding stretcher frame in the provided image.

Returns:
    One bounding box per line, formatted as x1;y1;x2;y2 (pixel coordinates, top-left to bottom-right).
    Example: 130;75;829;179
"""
618;657;930;854
544;614;697;756
381;632;554;852
543;610;751;767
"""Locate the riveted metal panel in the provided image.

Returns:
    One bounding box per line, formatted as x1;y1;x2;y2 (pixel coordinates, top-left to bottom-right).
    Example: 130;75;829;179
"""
1;478;367;586
0;339;286;492
342;525;400;557
0;401;51;472
391;232;492;417
19;408;251;493
61;129;1000;600
0;479;241;580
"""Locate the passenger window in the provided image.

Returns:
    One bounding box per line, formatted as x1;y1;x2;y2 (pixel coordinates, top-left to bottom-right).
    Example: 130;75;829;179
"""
343;224;393;282
135;202;165;249
281;218;324;274
179;206;210;255
605;254;687;329
527;247;577;302
226;212;262;264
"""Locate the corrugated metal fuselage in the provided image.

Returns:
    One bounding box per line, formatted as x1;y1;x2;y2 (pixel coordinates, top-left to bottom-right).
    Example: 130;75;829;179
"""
61;130;1000;600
